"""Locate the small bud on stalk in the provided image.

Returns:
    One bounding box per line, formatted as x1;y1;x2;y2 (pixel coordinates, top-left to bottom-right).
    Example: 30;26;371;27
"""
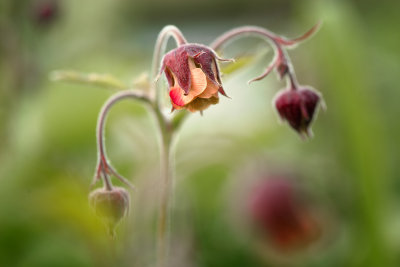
274;87;323;138
209;23;324;136
89;187;130;237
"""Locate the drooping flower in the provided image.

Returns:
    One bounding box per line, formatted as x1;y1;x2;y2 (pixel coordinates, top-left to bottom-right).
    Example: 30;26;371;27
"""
274;87;323;137
159;44;228;112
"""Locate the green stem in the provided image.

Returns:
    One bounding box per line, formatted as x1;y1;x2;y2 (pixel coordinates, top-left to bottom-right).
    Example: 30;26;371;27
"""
157;130;173;267
148;101;174;267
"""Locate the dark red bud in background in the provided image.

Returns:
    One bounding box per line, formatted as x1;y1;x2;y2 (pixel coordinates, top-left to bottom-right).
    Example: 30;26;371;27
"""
89;187;130;236
33;0;59;25
249;177;320;251
274;87;322;137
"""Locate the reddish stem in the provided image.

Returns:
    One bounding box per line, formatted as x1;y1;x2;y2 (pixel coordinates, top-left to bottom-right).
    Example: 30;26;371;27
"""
210;24;319;90
93;90;150;190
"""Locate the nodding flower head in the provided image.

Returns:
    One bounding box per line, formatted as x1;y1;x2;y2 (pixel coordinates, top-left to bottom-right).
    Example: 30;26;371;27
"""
274;87;323;137
159;44;228;113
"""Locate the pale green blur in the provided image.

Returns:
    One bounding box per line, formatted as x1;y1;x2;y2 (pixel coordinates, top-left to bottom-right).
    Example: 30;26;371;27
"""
0;0;399;266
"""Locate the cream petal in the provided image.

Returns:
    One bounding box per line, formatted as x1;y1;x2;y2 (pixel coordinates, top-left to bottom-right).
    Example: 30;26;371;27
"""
169;67;208;107
198;78;220;99
190;68;207;97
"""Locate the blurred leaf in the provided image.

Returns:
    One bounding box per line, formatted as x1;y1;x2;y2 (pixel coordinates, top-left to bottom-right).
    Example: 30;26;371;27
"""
50;70;128;90
220;55;256;75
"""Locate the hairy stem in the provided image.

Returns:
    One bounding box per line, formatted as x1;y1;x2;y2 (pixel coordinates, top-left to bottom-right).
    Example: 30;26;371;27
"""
157;130;173;267
94;90;150;189
210;25;319;89
101;168;113;191
95;88;176;267
94;86;176;267
149;27;189;267
143;100;175;267
151;25;187;81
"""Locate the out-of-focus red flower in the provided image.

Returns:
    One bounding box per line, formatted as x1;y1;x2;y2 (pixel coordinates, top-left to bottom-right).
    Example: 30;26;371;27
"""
249;177;320;251
33;1;59;24
159;44;228;112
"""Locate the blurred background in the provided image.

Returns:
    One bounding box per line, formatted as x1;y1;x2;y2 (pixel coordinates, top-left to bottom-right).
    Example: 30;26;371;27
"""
1;0;399;266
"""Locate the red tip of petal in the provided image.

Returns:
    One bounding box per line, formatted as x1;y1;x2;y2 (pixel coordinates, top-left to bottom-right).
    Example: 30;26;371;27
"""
169;87;185;106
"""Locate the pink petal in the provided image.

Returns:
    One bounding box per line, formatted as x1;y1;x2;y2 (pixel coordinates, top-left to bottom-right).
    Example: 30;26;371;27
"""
169;86;186;107
172;102;183;110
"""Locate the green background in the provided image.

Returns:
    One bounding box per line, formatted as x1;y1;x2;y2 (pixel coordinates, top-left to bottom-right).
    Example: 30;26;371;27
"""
1;0;399;266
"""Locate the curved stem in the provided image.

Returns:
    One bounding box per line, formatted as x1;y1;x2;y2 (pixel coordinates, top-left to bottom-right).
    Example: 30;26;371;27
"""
210;24;320;51
94;90;151;190
151;25;187;82
151;25;187;110
211;26;284;51
94;88;176;267
279;48;299;90
210;25;319;89
150;25;191;145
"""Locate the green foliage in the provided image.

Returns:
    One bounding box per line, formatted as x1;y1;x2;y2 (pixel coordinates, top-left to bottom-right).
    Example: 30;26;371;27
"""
1;0;399;266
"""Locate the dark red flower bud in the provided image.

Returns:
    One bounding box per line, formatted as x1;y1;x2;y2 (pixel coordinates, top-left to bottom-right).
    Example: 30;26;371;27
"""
274;87;323;137
89;187;130;236
159;44;228;112
33;1;59;25
249;177;320;251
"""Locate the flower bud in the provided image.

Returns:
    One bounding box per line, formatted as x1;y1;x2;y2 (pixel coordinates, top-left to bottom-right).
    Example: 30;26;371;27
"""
274;87;322;137
89;187;130;236
159;44;228;112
